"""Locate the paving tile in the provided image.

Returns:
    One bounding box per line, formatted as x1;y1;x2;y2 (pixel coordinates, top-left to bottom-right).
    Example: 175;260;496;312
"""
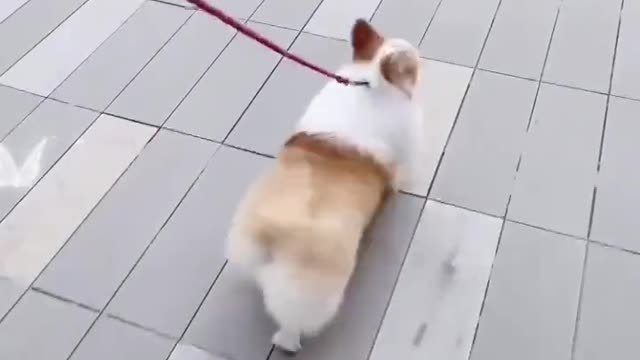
35;130;218;310
226;33;350;154
0;85;41;139
370;0;440;46
0;0;146;96
169;343;229;360
252;0;322;30
370;201;502;360
303;0;381;40
431;70;537;216
69;316;174;360
573;244;640;360
0;116;154;319
471;222;585;360
165;22;296;141
543;0;622;93
0;0;87;75
404;59;472;196
591;97;640;252
508;84;606;237
108;146;270;338
52;1;191;111
0;290;96;360
611;0;640;99
107;12;236;126
420;0;500;67
479;0;561;79
268;194;424;360
0;100;95;220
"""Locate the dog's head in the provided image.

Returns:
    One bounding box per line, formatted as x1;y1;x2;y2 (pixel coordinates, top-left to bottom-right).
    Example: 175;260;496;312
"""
350;19;421;98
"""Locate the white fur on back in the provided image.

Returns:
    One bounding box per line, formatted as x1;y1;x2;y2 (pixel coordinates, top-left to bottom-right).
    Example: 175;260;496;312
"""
295;63;423;169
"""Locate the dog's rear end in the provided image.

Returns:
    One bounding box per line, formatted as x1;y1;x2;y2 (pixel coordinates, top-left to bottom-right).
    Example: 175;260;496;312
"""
227;133;390;351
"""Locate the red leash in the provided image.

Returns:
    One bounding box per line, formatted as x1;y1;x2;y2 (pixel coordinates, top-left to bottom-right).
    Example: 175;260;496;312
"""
185;0;369;87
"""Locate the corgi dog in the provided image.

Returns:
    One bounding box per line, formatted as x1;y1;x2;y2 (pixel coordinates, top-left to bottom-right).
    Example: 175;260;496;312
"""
225;19;424;353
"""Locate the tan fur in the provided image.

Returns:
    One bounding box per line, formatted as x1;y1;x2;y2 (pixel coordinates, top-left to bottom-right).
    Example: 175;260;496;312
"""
230;133;391;290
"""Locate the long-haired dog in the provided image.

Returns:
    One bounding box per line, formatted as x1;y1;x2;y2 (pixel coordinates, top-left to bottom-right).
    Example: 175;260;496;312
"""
226;19;424;353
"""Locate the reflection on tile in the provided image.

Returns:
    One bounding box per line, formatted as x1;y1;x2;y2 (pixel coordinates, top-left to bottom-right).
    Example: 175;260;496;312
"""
420;0;500;66
107;146;270;338
611;0;640;99
0;100;95;220
304;0;381;40
0;290;96;360
227;33;350;155
0;0;87;75
169;343;229;360
370;200;502;360
543;0;622;92
0;115;154;318
591;97;640;252
431;71;536;216
252;0;322;30
35;130;217;310
371;0;440;46
270;194;423;360
52;1;190;111
404;59;472;196
573;244;640;360
69;316;174;360
0;0;146;96
107;12;235;126
0;85;41;139
508;84;605;237
165;22;296;141
479;0;561;79
0;0;29;23
471;222;584;360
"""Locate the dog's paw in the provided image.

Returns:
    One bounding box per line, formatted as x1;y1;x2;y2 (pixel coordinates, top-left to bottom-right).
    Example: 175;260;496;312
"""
272;330;301;354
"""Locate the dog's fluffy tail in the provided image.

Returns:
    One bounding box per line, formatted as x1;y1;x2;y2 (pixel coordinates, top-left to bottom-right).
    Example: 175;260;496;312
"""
258;261;344;337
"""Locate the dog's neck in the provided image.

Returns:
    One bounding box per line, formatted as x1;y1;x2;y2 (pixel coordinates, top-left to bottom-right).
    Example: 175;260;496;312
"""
293;62;421;172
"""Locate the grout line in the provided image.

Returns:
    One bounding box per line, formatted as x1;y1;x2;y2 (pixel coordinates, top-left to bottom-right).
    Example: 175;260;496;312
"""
468;207;510;358
588;0;626;233
149;0;192;9
570;241;590;360
63;143;225;360
31;287;100;313
504;0;564;224
369;0;386;21
417;0;446;47
429;198;502;220
0;0;34;26
574;4;624;357
106;313;177;341
586;186;598;239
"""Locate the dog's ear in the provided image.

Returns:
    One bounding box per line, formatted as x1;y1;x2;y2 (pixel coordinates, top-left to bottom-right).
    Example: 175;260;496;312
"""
350;19;383;61
380;51;420;98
